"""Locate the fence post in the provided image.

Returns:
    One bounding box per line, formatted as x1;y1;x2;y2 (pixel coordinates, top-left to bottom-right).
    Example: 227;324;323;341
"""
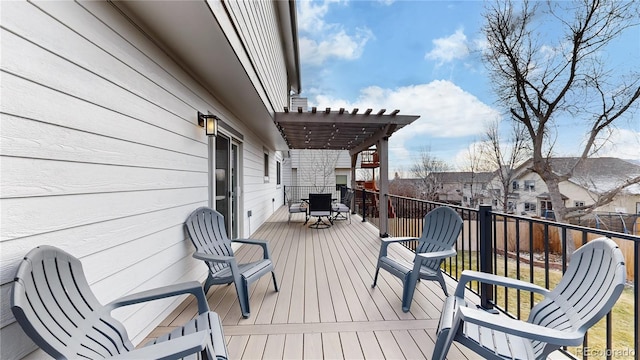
479;204;494;310
362;189;367;222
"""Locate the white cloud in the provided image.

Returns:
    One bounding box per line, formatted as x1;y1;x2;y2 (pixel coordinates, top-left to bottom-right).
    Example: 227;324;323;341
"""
297;0;373;66
426;28;470;65
310;80;502;166
592;128;640;160
300;28;373;66
297;0;339;33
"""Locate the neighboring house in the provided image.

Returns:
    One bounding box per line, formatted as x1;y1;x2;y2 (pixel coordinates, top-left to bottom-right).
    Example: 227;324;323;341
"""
389;172;493;207
0;1;298;358
488;157;640;217
433;172;494;207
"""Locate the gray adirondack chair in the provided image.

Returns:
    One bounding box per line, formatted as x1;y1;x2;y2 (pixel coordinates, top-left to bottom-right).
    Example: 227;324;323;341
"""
11;245;227;360
332;189;353;223
432;237;627;360
372;206;463;312
185;207;278;318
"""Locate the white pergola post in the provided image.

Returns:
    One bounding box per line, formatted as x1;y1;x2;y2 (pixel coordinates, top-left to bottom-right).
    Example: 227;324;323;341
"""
351;153;358;214
378;137;389;237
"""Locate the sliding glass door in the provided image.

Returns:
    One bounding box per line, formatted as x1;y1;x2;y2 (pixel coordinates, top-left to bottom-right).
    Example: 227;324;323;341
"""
215;134;240;238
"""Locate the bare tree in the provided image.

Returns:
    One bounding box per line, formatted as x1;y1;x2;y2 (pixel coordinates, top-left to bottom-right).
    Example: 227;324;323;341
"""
459;141;494;207
484;120;531;212
298;149;341;192
482;0;640;251
410;147;452;201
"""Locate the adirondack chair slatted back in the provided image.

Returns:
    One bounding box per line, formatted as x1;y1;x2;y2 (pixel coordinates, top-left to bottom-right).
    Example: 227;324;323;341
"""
415;207;463;270
12;245;134;359
185;207;234;274
529;238;626;358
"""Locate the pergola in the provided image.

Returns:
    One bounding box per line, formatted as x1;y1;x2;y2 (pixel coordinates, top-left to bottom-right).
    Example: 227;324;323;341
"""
274;107;420;236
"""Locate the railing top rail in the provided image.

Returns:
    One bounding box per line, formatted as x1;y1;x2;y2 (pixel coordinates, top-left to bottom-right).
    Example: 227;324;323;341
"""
490;209;640;243
385;193;479;212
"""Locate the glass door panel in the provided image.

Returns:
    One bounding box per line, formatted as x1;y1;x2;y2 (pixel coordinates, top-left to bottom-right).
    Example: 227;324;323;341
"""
231;142;239;239
216;135;230;235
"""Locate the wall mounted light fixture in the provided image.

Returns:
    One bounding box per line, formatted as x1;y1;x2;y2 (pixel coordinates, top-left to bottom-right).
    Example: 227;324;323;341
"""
197;111;219;137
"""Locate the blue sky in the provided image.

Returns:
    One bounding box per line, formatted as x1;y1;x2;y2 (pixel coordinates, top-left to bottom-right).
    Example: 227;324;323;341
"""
295;0;640;174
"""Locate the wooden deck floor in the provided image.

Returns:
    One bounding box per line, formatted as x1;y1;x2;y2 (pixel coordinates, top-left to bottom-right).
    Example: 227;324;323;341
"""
145;207;483;359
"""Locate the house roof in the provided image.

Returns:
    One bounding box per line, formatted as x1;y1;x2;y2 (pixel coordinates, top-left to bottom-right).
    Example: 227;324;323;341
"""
274;108;419;155
432;171;494;183
390;172;494;185
517;157;640;194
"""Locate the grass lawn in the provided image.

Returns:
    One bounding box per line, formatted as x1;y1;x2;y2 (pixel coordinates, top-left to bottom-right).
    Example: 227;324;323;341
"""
444;251;635;360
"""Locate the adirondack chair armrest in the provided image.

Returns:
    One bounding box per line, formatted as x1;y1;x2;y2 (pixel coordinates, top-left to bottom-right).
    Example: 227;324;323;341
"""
109;330;214;360
415;248;456;261
193;252;236;264
231;239;271;259
379;237;420;257
107;281;210;315
457;306;584;346
381;237;420;244
454;270;550;298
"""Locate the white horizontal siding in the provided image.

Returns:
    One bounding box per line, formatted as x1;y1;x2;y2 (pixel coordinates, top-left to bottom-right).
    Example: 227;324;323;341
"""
224;0;288;111
0;1;286;358
289;150;353;191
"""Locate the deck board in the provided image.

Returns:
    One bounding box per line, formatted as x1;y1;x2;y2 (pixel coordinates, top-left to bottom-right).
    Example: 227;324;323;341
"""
143;206;488;359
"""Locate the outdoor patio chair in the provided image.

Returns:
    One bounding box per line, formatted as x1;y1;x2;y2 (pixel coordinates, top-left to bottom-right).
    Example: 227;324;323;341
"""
306;193;334;228
286;191;307;224
432;237;627;360
11;245;227;360
332;189;354;223
185;207;278;318
372;206;462;312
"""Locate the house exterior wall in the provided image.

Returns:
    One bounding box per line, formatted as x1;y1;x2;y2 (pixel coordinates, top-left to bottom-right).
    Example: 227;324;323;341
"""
0;1;293;358
287;149;352;192
510;172;546;215
224;0;289;111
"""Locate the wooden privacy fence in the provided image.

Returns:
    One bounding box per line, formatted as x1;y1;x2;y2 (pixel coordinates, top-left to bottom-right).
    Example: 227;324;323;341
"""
387;215;636;282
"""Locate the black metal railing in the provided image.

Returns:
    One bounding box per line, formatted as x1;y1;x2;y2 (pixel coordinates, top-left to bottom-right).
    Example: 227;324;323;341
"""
284;185;342;204
359;192;639;360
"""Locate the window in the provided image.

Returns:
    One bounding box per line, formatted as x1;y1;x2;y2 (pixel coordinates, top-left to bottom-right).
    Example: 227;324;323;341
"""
574;201;585;207
335;175;347;191
276;161;281;185
524;202;536;212
263;149;269;183
524;180;535;191
512;181;519;190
